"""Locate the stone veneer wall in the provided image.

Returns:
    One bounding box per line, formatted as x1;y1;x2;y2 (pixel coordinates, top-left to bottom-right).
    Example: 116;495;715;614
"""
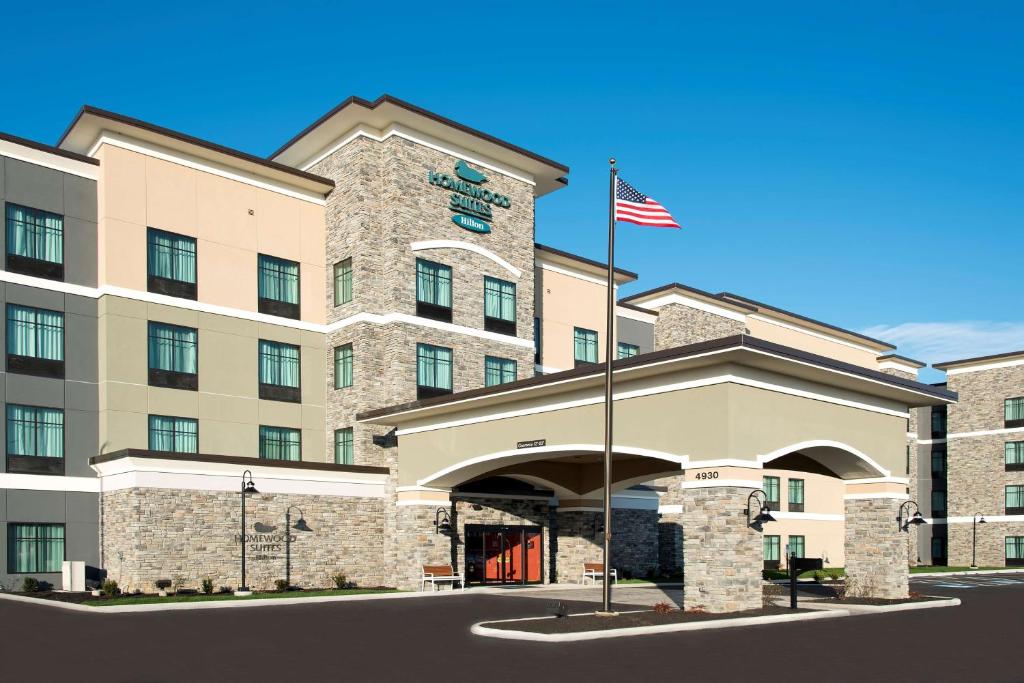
658;518;684;575
880;366;921;565
945;364;1024;567
843;497;908;599
101;488;386;593
653;303;745;351
681;486;762;613
550;509;658;583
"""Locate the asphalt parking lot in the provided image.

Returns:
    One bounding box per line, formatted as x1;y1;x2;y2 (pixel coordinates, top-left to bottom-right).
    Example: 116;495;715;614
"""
0;574;1021;683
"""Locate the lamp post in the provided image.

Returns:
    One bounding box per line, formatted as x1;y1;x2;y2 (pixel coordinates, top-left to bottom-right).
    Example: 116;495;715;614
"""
236;470;258;596
285;505;311;588
971;513;986;569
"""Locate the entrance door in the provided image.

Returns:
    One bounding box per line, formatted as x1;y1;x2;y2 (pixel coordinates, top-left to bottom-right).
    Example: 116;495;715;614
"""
465;524;543;585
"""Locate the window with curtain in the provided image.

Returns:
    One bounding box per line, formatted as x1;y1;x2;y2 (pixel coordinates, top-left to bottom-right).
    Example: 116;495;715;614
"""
931;490;947;517
763;476;780;510
1006;398;1024;427
574;327;598;366
334;259;353;306
416;343;453;399
258;254;300;304
148;415;198;454
1007;537;1024;566
931;408;947;436
485;356;517;387
788;535;805;559
763;535;780;561
1006;485;1024;513
1006;441;1024;470
932;449;947;476
415;259;452;322
6;304;64;361
334;427;353;465
259;426;301;461
259;340;300;387
788;479;804;511
484;276;516;334
617;342;639;359
6;405;64;459
932;536;947;562
334;344;353;389
7;523;64;573
147;228;196;284
148;322;197;374
6;204;63;264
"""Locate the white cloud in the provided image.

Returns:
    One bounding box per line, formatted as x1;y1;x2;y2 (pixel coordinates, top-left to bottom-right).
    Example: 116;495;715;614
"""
861;321;1024;367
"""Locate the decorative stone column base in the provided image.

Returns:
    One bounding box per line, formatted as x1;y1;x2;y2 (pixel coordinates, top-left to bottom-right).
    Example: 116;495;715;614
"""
681;486;762;613
844;497;909;600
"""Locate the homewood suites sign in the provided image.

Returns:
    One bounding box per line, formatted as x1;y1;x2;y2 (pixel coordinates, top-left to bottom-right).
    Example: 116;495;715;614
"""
427;160;511;234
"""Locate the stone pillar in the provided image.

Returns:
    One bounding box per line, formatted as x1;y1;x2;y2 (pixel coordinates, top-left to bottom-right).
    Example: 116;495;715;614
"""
681;485;762;613
844;495;909;600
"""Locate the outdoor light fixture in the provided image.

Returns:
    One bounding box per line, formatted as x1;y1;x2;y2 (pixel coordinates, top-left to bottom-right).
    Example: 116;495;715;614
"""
897;500;927;532
434;507;452;534
971;513;987;569
746;489;776;528
237;470;259;595
285;505;312;588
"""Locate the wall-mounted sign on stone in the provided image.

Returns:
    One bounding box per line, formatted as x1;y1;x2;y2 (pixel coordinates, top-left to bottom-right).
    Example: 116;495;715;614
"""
234;521;298;561
427;159;511;234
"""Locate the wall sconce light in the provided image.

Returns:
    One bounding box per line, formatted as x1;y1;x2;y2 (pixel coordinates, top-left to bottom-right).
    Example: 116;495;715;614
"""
897;500;927;532
434;507;452;534
746;489;776;528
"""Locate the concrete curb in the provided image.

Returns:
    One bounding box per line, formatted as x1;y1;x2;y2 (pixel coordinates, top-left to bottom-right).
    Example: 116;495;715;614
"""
0;587;471;614
911;569;1024;578
806;597;961;614
471;608;850;642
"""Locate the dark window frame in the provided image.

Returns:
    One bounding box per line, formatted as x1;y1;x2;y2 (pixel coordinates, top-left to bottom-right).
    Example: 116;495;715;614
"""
5;404;65;476
573;327;598;367
416;342;453;400
6;522;66;574
147;414;199;454
5;303;65;379
763;476;781;511
483;276;516;336
484;355;517;387
763;534;781;570
147;321;198;391
146;227;197;300
333;258;353;306
787;478;805;513
257;253;301;320
258;339;301;403
5;203;64;282
1005;484;1024;516
334;427;354;465
1006;441;1024;472
415;258;453;324
259;425;302;461
1006;398;1024;429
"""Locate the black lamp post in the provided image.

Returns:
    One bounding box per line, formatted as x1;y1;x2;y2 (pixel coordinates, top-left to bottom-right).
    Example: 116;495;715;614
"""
285;505;312;588
746;489;777;528
897;500;927;532
971;513;987;569
236;470;258;595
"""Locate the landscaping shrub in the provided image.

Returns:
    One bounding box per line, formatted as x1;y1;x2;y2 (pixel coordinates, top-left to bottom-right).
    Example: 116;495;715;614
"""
762;582;785;607
155;579;172;591
652;601;675;614
21;577;40;593
332;573;347;589
275;579;290;591
813;570;827;583
172;576;186;593
201;579;214;595
101;579;120;597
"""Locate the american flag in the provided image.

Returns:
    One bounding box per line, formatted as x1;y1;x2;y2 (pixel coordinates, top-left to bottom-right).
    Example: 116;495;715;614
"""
614;177;680;228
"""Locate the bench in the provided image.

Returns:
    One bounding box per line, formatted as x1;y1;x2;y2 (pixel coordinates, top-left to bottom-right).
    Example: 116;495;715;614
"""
582;562;618;585
421;564;465;592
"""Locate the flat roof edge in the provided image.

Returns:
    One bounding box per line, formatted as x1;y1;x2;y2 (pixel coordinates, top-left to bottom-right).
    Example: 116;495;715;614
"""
934;349;1024;370
0;130;100;165
89;448;389;475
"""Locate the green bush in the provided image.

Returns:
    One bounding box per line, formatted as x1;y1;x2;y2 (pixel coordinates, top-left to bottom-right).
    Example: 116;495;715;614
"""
813;570;827;583
275;579;290;591
332;573;347;589
21;577;40;593
201;579;214;595
101;579;120;597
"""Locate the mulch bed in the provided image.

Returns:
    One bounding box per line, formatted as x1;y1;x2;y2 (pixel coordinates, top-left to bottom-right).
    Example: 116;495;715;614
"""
482;606;810;634
823;595;950;606
9;591;96;604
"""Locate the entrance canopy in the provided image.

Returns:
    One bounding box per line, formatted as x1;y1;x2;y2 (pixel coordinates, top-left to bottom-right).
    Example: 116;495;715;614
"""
359;335;955;493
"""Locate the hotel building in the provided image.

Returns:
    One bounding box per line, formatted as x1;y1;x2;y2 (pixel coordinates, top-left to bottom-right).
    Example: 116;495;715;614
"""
0;96;1017;610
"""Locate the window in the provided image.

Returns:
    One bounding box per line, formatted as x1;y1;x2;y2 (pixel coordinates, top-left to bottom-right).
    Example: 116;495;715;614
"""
334;259;352;306
148;415;198;454
763;535;780;569
257;254;300;319
763;476;780;511
147;228;196;299
334;344;353;389
483;276;516;335
7;523;64;573
931;407;947;437
1007;537;1024;567
574;327;598;366
932;536;948;564
334;427;353;465
788;478;805;512
1006;398;1024;429
416;343;453;400
617;342;639;359
931;449;947;477
533;317;541;365
259;340;301;403
931;490;947;518
1006;485;1024;515
5;204;63;280
1006;441;1024;472
415;259;452;323
6;304;64;378
148;322;198;390
788;535;805;559
485;356;517;387
259;426;301;461
6;405;64;475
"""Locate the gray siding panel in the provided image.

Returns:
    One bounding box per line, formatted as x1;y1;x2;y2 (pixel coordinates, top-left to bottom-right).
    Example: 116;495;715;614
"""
64;216;99;286
65;410;99;477
2;158;64;216
617;316;655;355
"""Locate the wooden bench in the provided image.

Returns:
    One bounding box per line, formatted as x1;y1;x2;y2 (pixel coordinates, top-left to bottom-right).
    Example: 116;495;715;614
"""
582;562;618;585
421;564;465;591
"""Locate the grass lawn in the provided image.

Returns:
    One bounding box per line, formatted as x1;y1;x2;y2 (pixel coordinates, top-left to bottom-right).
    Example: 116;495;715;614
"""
83;588;398;607
910;565;1008;573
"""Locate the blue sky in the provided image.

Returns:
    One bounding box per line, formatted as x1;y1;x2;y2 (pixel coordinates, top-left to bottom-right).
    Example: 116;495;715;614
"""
3;1;1020;380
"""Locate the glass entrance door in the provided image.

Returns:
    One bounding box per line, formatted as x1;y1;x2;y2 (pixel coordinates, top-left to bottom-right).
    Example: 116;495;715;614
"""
465;524;543;585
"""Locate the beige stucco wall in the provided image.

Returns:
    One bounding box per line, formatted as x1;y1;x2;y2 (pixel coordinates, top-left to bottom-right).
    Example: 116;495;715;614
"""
535;265;611;370
94;144;327;323
98;296;326;460
746;316;880;368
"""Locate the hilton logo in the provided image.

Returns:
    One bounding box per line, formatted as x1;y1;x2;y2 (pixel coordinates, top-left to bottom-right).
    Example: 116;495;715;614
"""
426;159;512;234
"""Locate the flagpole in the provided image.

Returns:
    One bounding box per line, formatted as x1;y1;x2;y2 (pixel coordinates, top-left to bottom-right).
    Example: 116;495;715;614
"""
601;158;617;615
